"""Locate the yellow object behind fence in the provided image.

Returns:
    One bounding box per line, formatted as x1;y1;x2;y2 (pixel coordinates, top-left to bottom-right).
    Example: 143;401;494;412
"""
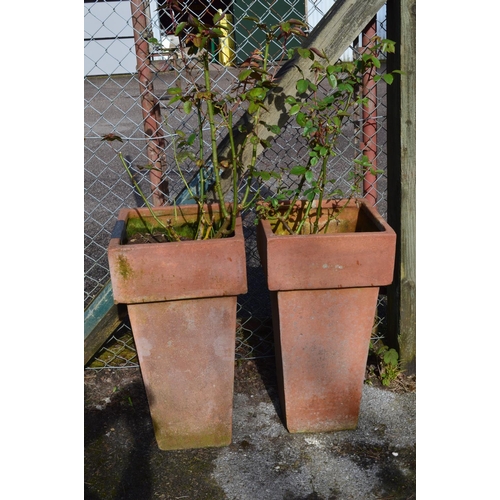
218;14;236;67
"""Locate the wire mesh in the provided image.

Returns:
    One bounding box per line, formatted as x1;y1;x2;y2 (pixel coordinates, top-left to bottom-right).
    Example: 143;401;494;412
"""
85;0;391;369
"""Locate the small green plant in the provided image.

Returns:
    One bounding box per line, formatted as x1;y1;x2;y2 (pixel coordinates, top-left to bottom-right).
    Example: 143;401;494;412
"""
104;6;309;242
368;341;402;387
256;37;401;233
162;11;312;237
104;5;400;242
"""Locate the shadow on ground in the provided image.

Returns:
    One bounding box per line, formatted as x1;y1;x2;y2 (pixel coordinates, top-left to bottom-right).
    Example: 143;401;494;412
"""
85;359;415;500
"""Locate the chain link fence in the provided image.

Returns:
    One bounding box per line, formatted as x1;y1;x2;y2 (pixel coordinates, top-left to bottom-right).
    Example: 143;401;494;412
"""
85;0;390;369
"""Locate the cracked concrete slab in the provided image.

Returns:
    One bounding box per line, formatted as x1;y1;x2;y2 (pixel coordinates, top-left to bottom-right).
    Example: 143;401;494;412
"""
213;386;415;500
85;361;415;500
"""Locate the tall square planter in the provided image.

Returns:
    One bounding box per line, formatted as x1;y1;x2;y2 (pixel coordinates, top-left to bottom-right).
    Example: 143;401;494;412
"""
257;199;396;433
108;204;247;450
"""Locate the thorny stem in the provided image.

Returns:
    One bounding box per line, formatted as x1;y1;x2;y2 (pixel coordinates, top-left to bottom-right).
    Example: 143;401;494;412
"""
295;198;314;235
282;174;306;223
194;105;209;239
227;109;239;231
276;214;295;235
203;53;229;221
300;64;360;234
118;152;181;242
313;155;328;233
171;128;208;240
240;35;286;209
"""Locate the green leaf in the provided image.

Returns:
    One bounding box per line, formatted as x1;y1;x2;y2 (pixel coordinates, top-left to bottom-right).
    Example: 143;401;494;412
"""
354;155;372;168
213;11;223;24
303;125;317;137
322;95;336;105
290;165;307;176
174;22;187;36
296;79;309;94
176;151;196;163
266;124;281;134
383;73;394;85
297;48;311;59
327;73;337;89
304;188;316;202
383;348;399;367
305;170;314;183
187;133;196;146
369;55;381;68
311;61;324;72
238;69;253;81
337;83;354;93
248;101;260;114
289;104;301;115
168;95;182;105
380;39;396;53
296;112;307;127
190;34;203;48
210;28;226;38
280;22;291;34
183;100;192;114
248;87;266;100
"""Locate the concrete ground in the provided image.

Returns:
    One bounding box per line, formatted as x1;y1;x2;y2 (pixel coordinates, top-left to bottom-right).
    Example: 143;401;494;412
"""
84;358;415;500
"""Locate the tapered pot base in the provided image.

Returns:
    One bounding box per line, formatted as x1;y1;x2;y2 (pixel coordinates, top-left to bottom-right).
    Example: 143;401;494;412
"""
108;205;247;450
271;287;379;434
128;296;237;450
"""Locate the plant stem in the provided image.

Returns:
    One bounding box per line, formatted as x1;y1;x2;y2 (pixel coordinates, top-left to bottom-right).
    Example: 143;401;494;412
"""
118;152;180;242
195;105;207;239
296;198;314;235
171;130;208;238
282;173;307;224
241;37;271;208
203;54;229;220
314;156;328;233
227;109;239;231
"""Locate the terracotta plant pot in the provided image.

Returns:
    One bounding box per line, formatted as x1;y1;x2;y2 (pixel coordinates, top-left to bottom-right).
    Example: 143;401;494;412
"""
108;204;247;450
257;199;396;433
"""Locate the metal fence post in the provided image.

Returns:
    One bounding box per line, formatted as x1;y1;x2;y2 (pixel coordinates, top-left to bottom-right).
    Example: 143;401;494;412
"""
361;16;378;205
130;0;167;207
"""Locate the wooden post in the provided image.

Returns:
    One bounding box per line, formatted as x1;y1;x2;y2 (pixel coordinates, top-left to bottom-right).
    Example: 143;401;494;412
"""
386;0;416;374
84;282;125;366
